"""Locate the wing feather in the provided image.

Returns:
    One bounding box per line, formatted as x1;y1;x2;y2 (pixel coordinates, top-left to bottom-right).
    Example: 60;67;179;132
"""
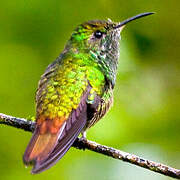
31;87;90;174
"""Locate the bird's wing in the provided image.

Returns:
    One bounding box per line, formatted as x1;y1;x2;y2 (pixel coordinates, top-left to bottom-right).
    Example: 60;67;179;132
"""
23;84;91;174
23;53;106;173
23;56;93;173
32;86;91;174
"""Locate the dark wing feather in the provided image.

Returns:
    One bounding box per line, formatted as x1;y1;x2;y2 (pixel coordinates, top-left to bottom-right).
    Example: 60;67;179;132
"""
31;87;90;174
85;88;113;129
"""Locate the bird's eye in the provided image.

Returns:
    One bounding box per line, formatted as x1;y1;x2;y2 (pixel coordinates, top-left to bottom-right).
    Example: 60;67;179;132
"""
94;30;103;39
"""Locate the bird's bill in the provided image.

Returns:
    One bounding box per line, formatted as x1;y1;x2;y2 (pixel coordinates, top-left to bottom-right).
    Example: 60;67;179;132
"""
114;12;154;29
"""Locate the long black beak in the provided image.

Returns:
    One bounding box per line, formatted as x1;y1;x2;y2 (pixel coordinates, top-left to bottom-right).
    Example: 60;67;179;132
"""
114;12;154;29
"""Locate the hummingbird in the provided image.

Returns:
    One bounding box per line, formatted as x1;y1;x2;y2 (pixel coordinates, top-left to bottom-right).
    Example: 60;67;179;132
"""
23;12;154;174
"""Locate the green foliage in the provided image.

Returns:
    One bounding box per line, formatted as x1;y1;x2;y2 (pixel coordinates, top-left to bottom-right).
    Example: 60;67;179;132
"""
0;0;179;179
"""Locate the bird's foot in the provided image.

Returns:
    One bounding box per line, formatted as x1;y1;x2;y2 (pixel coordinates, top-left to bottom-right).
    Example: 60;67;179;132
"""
81;131;87;140
79;131;87;151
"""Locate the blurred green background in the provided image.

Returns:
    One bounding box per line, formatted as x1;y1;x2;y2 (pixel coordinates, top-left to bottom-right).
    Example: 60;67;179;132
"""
0;0;179;179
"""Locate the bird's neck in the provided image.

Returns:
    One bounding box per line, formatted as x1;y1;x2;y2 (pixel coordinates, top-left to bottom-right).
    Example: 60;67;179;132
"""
89;49;119;88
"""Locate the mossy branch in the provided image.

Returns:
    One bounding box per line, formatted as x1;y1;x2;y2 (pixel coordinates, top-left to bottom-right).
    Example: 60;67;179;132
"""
0;113;180;179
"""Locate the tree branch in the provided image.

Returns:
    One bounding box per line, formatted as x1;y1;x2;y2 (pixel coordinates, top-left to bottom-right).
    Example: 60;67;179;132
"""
0;113;180;179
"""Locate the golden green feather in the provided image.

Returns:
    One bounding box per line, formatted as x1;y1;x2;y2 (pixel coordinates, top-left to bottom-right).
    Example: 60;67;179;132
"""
37;53;106;120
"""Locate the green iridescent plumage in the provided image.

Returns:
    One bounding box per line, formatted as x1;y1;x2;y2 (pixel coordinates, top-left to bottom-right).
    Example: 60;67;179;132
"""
35;20;121;130
37;52;106;120
24;20;121;174
23;12;154;174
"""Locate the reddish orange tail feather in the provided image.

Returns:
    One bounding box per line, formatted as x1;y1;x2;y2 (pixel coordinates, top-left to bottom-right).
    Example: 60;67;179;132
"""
23;128;60;166
23;87;90;173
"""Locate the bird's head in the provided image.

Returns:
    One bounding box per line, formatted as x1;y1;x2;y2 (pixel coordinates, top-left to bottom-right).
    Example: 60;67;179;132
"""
66;12;154;86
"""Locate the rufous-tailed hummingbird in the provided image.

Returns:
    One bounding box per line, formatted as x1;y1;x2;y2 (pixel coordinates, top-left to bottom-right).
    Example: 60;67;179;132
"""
23;12;154;174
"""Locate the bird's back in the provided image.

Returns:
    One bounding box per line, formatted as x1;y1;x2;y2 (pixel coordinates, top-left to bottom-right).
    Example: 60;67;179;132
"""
23;52;107;173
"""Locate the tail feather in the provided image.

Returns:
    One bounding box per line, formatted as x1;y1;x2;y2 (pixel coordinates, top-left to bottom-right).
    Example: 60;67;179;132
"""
23;123;65;166
31;113;86;174
23;86;91;174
